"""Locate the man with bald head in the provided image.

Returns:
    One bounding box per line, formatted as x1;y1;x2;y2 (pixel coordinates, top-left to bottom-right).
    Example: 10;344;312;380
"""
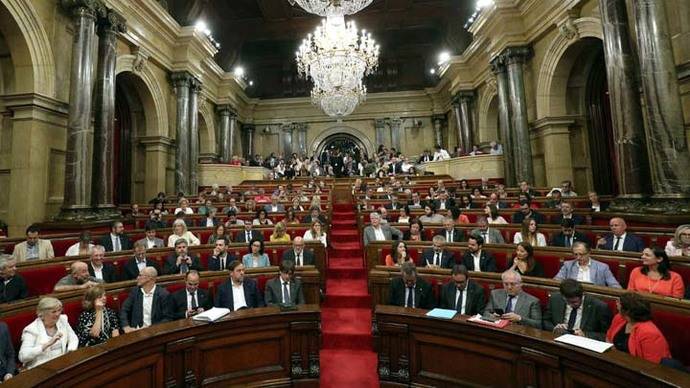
53;261;101;292
120;266;171;332
282;237;315;266
596;217;645;252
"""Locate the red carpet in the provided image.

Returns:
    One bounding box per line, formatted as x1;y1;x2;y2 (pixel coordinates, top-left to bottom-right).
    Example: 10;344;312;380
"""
320;202;378;387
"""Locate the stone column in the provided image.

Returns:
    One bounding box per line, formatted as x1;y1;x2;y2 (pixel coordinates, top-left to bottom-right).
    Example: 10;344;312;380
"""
57;0;103;220
216;105;234;163
633;0;690;198
451;101;465;152
171;71;191;195
188;78;201;195
457;91;476;149
228;113;238;158
243;124;255;158
491;57;516;187
432;114;444;148
281;124;294;156
374;119;387;148
389;118;402;152
92;9;125;217
295;123;308;156
503;46;534;184
599;0;651;198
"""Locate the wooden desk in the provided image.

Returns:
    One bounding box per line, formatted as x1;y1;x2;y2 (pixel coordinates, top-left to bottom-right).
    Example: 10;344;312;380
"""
375;305;690;387
6;305;321;388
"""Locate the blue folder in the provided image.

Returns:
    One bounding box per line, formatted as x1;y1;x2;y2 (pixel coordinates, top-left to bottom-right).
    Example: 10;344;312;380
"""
425;308;457;319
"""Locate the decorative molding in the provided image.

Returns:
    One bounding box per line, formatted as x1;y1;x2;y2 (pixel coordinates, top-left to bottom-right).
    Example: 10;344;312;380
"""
132;46;150;73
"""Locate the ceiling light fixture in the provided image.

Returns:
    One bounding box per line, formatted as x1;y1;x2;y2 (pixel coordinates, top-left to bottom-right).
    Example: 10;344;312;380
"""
288;0;373;17
465;0;494;28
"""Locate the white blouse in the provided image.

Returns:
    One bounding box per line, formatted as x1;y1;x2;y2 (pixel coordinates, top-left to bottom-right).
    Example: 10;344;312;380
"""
512;232;547;247
167;231;200;247
303;230;327;247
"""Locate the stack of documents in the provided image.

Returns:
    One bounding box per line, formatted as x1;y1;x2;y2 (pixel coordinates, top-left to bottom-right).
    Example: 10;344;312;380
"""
192;307;230;322
554;334;613;353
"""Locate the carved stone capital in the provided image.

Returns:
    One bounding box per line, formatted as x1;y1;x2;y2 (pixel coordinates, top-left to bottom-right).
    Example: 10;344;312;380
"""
501;46;533;65
97;9;127;35
61;0;105;19
190;77;203;93
432;114;447;124
489;56;506;74
171;71;193;89
242;124;255;133
455;90;476;103
216;104;237;117
374;118;387;129
389;118;403;130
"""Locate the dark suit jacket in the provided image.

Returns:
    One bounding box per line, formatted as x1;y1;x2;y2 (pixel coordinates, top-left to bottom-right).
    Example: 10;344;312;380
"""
600;233;645;252
281;249;315;266
433;199;455;210
553;214;585;226
421;249;455;269
169;288;212;319
0;322;16;377
214;278;265;310
235;230;264;243
388;277;435;309
88;263;118;283
511;211;545;225
550;231;591;248
163;254;203;275
208;253;237;271
122;258;162;281
543;292;612;341
462;250;498;272
119;286;172;328
100;234;132;252
264;277;306;306
435;228;465;243
439;280;486;316
0;274;28;303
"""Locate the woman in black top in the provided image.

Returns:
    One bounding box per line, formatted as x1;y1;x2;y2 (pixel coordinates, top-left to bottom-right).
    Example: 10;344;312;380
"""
76;286;119;347
509;242;545;278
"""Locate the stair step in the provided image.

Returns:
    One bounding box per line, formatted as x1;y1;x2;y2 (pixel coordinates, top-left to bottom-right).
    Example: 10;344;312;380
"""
322;332;373;350
320;349;379;387
322;307;372;331
331;241;361;250
323;294;371;309
331;230;359;237
328;267;366;279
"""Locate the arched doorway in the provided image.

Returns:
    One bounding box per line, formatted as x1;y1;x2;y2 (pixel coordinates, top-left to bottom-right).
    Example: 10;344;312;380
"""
314;133;369;176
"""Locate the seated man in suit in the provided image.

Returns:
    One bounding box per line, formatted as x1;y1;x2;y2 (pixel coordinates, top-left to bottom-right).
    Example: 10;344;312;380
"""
595;217;645;252
462;234;498;273
235;222;263;243
421;235;455;269
54;261;102;292
440;264;486;315
170;270;212;319
282;237;315;266
435;217;464;243
483;270;542;328
123;241;162;281
550;219;590;248
388;262;435;309
214;260;265;310
87;245;118;283
11;224;54;262
543;279;612;340
554;242;621;288
433;191;455;211
511;200;545;225
0;321;16;381
384;195;401;211
469;217;505;245
135;225;165;249
120;266;171;332
264;260;306;306
208;238;236;271
264;195;285;213
407;192;424;209
552;202;584;226
164;239;203;275
224;210;244;227
0;255;27;303
363;212;402;246
100;221;132;252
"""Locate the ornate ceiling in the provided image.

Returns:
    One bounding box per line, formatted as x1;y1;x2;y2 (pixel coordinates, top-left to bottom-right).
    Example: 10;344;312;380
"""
165;0;474;99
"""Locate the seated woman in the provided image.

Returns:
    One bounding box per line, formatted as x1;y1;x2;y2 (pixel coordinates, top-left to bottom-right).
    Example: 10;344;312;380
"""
310;195;322;211
606;292;671;364
174;197;194;215
207;224;230;245
291;197;305;212
397;206;411;224
627;247;685;298
252;209;274;226
76;286;119;347
457;194;475;210
470;187;486;200
19;297;78;369
167;219;200;247
508;242;545;277
450;207;470;225
270;222;292;242
513;219;547;247
283;208;301;225
665;224;690;257
242;238;271;268
150;200;169;215
418;204;444;224
403;219;425;241
303;220;327;247
485;204;508;224
385;240;411;267
459;179;469;191
65;231;95;257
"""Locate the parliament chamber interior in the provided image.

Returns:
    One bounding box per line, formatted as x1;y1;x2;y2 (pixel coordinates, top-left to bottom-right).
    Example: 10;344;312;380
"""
0;0;689;387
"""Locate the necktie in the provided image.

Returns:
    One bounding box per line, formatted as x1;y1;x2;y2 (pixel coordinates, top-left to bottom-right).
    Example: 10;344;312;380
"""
114;236;121;251
283;282;290;304
482;232;488;244
406;286;414;308
434;253;440;266
565;236;572;248
220;256;225;270
613;237;621;250
505;295;515;313
297;253;302;266
191;291;198;309
246;231;251;241
456;289;464;312
567;306;579;330
447;231;452;242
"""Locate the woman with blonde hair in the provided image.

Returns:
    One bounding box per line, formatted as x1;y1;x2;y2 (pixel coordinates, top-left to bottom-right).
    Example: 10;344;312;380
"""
76;286;119;347
303;220;327;247
174;197;194;215
167;219;200;247
19;297;78;369
310;194;322;210
512;218;547;247
665;224;690;257
270;221;291;242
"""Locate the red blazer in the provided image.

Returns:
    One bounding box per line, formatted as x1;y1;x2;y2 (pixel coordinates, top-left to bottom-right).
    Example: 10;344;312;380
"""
605;314;671;363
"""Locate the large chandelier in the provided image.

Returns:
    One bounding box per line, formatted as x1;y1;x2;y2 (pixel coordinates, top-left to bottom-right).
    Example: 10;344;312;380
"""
288;0;373;17
296;15;379;117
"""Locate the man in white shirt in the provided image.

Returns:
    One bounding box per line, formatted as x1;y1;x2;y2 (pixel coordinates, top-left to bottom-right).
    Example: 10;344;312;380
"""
120;266;171;332
362;212;402;246
135;226;165;250
87;245;117;283
439;265;486;315
560;180;578;197
65;231;95;257
432;145;450;161
214;261;264;311
553;242;621;288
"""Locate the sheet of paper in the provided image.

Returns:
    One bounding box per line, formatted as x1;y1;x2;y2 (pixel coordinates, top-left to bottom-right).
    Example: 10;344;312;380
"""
554;334;613;353
192;307;230;322
426;308;457;319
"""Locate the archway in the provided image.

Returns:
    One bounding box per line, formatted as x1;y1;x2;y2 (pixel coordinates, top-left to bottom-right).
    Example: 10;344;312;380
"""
309;125;375;158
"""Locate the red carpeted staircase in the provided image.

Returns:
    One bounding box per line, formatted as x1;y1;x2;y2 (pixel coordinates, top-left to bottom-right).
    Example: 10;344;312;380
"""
320;202;378;387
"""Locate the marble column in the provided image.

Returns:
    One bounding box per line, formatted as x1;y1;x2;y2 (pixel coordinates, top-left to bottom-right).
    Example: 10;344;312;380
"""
451;101;465;151
57;0;103;220
228;113;238;158
375;119;387;148
390;118;402;152
171;71;191;195
599;0;651;197
503;46;534;184
633;0;690;197
491;57;516;187
243;124;255;158
188;78;201;195
432;114;444;148
281;124;294;156
216;105;234;163
457;91;476;149
92;9;125;217
295;123;308;156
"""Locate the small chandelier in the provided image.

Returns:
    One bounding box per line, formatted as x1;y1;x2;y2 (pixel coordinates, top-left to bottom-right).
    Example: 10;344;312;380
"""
296;16;379;117
288;0;373;17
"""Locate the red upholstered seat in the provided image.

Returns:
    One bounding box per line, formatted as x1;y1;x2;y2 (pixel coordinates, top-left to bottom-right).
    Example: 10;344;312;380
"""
490;249;510;272
533;253;564;278
197;230;213;244
62;300;83;327
19;264;69;296
522;286;550;310
51;238;79;257
256;275;270;292
653;309;690;366
198;250;211;269
592;256;621;283
166;282;186;294
5;309;37;349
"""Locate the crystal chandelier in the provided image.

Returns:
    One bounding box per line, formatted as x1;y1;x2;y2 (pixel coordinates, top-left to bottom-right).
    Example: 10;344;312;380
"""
288;0;373;17
296;15;379;117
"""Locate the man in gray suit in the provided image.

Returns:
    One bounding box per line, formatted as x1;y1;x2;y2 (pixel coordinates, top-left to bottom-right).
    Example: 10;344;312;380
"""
543;279;612;340
264;260;305;306
470;217;505;245
483;270;542;328
363;212;402;246
264;195;286;213
553;242;621;288
135;225;165;249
